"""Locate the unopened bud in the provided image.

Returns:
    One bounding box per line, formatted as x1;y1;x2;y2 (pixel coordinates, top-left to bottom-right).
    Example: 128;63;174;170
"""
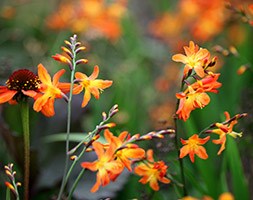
102;112;107;120
75;42;81;47
70;155;77;160
229;46;239;57
64;40;72;48
75;46;86;54
16;182;21;187
61;46;73;58
140;135;152;140
76;59;88;65
237;65;248;75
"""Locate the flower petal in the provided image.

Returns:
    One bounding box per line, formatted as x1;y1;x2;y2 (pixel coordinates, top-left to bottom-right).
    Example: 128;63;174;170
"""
38;64;52;85
53;69;65;85
0;89;17;104
81;89;91;107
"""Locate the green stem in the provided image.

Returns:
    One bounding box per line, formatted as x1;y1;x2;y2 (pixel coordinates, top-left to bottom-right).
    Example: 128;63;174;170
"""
174;116;187;197
21;101;30;200
57;42;77;200
67;169;85;200
174;79;187;197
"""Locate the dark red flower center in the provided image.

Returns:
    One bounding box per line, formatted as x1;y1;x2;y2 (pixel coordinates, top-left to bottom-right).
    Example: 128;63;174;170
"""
6;69;40;91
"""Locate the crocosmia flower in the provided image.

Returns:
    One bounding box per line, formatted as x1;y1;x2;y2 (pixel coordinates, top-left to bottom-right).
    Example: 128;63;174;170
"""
0;69;40;104
176;73;222;121
74;65;113;107
208;112;243;155
176;86;210;121
81;141;124;192
27;64;68;117
104;129;145;171
180;134;210;163
134;149;170;191
172;41;210;77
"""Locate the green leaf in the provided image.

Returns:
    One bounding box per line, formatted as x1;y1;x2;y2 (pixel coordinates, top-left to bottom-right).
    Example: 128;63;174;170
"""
225;137;249;200
43;133;106;143
5;188;10;200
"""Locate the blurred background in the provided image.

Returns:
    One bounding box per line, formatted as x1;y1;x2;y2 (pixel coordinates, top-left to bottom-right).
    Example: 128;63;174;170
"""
0;0;253;199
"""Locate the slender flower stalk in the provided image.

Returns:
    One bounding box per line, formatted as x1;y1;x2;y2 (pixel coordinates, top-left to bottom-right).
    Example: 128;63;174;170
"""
67;169;85;200
21;100;30;200
57;35;79;200
174;97;187;196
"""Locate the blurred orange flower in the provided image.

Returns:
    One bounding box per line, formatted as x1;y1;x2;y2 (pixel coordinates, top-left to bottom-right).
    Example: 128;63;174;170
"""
180;134;210;163
134;149;170;191
46;0;127;41
208;112;242;155
172;41;210;77
149;0;227;45
104;129;145;171
73;65;113;107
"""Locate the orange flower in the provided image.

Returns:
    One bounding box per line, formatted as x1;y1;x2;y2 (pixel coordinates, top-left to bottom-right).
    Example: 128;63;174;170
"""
176;73;221;121
74;65;113;107
191;73;222;93
104;129;145;171
172;41;210;77
46;0;127;41
0;69;40;104
176;86;210;121
134;149;170;191
180;134;210;163
81;141;123;192
208;112;242;155
26;64;68;117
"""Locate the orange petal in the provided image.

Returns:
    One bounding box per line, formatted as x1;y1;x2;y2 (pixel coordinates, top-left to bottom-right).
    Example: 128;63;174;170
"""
92;142;105;159
81;161;98;171
172;54;187;63
149;178;159;191
57;83;71;94
179;145;190;159
81;89;91;107
90;87;100;99
89;65;99;80
33;94;49;112
75;72;87;79
123;148;145;159
38;64;52;85
41;98;55;117
195;146;208;160
90;173;101;193
53;69;65;85
22;90;38;98
93;80;113;89
146;149;154;162
0;89;17;103
194;66;205;77
72;84;83;95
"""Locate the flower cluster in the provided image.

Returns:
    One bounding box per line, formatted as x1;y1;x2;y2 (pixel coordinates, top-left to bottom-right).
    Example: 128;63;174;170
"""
179;111;246;163
172;41;247;163
172;41;221;121
81;128;174;192
46;0;127;41
0;35;112;117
